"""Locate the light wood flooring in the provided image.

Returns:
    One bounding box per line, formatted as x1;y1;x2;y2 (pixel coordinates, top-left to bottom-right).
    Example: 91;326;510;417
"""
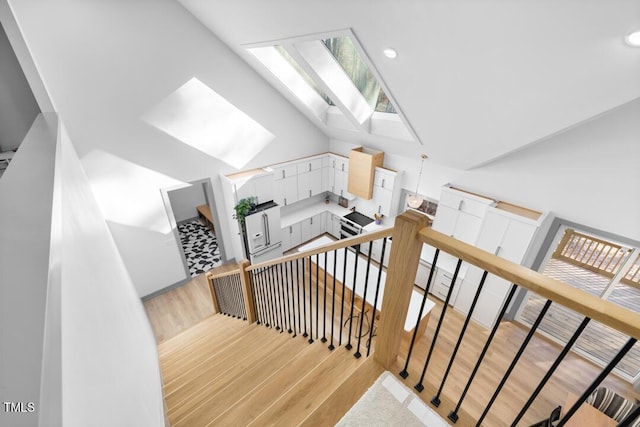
145;268;639;426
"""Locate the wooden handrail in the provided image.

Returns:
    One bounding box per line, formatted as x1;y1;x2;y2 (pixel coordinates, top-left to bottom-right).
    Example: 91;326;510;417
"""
209;265;242;280
419;227;640;340
245;228;393;272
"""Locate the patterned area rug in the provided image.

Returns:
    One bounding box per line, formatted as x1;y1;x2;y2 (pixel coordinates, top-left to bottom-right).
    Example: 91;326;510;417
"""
177;219;221;277
337;371;450;427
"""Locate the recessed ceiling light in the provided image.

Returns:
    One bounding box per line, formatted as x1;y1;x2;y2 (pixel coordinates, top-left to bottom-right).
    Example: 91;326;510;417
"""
383;48;397;59
625;30;640;47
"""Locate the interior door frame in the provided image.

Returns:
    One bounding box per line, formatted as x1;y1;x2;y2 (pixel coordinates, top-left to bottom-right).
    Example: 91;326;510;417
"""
160;177;228;280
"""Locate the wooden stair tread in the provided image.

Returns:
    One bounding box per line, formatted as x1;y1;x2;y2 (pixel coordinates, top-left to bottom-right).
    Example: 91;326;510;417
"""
158;314;247;358
173;334;319;427
160;322;259;380
246;347;367;427
165;327;290;413
299;356;384;426
162;323;265;386
208;341;337;426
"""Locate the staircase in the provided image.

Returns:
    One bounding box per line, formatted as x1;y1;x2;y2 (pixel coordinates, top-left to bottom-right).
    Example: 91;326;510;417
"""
158;313;383;426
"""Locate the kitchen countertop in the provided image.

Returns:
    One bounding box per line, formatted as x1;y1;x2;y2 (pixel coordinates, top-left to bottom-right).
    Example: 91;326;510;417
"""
280;201;351;228
281;200;397;233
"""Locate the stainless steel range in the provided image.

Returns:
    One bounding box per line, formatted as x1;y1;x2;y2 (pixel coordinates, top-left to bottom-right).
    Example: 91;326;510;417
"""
339;211;375;250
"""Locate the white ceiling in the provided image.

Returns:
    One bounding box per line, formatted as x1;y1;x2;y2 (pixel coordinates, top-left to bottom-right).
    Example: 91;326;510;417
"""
178;0;640;169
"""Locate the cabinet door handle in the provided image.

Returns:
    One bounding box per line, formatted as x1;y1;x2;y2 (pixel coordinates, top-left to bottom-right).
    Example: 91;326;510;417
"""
342;163;345;172
309;189;312;197
382;178;385;188
494;246;502;256
308;163;311;172
284;198;287;206
310;217;313;225
289;226;292;234
378;205;381;214
458;200;463;211
333;160;335;168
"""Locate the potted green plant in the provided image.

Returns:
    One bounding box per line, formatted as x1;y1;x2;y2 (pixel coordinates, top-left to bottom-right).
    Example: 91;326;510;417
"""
233;196;256;225
233;197;256;259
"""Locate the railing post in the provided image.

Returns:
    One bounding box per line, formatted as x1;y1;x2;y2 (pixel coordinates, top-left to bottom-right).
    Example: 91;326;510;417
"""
206;272;220;314
374;210;430;369
552;228;573;259
238;259;257;324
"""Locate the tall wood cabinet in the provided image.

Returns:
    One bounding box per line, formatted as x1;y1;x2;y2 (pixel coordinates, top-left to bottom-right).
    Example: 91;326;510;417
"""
347;147;384;200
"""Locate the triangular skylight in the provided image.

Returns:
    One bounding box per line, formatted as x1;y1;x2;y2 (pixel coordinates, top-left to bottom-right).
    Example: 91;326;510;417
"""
245;29;418;143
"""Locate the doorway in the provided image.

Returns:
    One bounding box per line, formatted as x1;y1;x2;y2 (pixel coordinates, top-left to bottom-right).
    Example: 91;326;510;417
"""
161;178;227;278
517;221;640;382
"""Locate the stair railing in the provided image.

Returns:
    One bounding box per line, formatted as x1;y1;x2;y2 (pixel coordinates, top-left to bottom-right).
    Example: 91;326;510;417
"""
245;229;392;357
374;211;640;426
206;266;249;321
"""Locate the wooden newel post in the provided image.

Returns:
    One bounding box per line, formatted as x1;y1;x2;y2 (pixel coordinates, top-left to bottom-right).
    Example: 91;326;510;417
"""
238;260;257;324
374;210;430;369
206;272;220;314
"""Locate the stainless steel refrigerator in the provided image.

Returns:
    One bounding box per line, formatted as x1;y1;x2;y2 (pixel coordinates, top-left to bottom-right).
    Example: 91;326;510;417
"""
245;201;283;264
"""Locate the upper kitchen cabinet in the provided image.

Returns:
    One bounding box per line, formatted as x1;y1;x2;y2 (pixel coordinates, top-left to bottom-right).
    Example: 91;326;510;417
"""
226;169;275;205
297;158;323;200
431;185;495;279
372;167;402;217
347;147;384;200
329;153;356;200
272;163;298;206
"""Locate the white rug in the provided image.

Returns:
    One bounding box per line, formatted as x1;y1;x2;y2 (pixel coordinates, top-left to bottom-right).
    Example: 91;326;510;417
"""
336;371;450;427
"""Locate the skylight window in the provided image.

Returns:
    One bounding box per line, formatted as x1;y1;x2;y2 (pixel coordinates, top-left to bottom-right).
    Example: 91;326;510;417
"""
322;36;396;114
244;29;418;143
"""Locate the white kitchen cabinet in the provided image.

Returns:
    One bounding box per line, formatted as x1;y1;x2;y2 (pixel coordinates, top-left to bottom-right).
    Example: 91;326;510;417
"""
322;165;334;193
329;213;341;238
233;171;274;205
296;158;322;174
431;185;494;277
453;204;545;328
431;269;462;302
372;183;393;216
297;168;322;200
299;212;324;244
282;223;301;251
330;154;356;200
272;162;299;207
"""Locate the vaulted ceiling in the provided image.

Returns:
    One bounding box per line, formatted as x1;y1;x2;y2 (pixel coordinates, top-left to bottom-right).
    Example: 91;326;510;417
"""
180;0;640;170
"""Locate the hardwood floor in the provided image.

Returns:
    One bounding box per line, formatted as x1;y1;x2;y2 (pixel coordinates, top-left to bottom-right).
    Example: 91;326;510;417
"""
144;266;639;426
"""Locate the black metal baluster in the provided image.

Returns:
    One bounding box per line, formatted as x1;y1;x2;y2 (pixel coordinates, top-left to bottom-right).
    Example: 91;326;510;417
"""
236;274;245;319
322;252;328;343
366;237;388;357
308;255;314;343
556;338;637;427
400;248;440;377
475;299;554;427
273;265;285;331
315;254;320;341
295;260;302;336
511;316;591;426
283;262;293;334
413;259;463;388
449;283;519;423
339;247;348;347
217;277;227;315
354;242;374;358
301;258;308;338
276;264;286;333
258;269;269;326
279;263;290;333
329;249;338;351
431;270;489;405
345;244;361;350
266;266;278;329
251;272;260;323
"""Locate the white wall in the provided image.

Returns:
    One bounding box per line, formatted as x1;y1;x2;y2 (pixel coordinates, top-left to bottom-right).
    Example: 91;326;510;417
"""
331;98;640;242
8;0;329;296
0;21;40;151
58;122;165;426
0;113;57;427
168;183;206;223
